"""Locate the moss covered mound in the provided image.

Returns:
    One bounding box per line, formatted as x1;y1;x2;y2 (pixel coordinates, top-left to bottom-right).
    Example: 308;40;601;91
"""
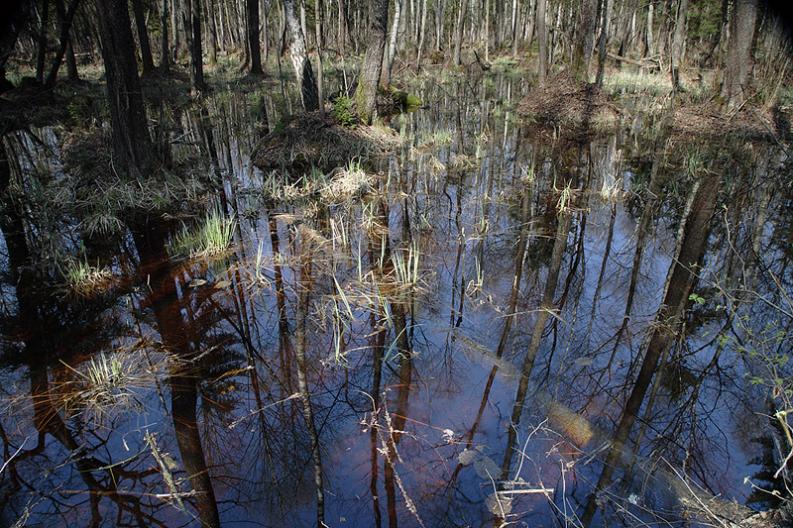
254;111;400;173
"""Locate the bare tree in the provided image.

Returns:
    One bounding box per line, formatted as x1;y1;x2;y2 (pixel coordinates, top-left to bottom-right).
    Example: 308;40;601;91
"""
355;0;388;124
284;0;319;110
722;0;758;108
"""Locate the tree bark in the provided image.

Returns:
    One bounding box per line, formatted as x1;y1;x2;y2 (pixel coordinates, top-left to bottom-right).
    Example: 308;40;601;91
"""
453;0;465;65
131;0;155;74
283;0;319;110
670;0;689;93
314;0;324;113
536;0;547;84
383;0;401;85
355;0;388;124
36;0;51;83
45;0;80;87
185;0;207;91
160;0;170;71
721;0;758;109
94;0;153;179
246;0;262;73
572;0;597;82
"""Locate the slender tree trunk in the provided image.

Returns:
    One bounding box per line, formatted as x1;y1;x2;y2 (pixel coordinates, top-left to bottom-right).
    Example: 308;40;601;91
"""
283;0;319;110
572;0;597;82
453;0;465;65
536;0;547;83
160;0;170;71
644;1;654;57
595;0;608;86
206;0;218;65
415;0;427;69
247;0;262;73
670;0;689;93
721;0;758;108
36;0;51;83
94;0;153;179
314;0;324;113
45;0;80;87
131;0;155;74
383;0;401;85
0;1;32;92
511;0;519;56
185;0;207;91
355;0;388;123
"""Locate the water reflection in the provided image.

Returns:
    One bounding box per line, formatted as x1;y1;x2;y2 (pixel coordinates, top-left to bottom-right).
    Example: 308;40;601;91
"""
0;74;791;527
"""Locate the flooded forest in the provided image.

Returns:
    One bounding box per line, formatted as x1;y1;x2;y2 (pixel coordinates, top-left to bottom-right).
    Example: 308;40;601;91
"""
1;0;793;526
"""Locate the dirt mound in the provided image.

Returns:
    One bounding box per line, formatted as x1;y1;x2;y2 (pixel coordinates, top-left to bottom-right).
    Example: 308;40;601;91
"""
254;111;400;173
517;73;619;134
669;103;785;140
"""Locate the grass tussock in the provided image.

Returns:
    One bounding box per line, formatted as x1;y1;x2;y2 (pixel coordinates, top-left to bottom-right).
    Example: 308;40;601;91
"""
169;206;236;259
63;258;115;297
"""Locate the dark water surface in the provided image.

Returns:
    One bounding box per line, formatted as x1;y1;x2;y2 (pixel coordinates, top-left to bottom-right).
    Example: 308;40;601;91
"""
0;73;791;527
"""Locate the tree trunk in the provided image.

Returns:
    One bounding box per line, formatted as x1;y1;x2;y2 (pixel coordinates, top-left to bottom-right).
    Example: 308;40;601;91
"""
355;0;388;124
383;0;401;85
511;0;519;56
0;1;32;92
185;0;207;91
595;0;608;86
95;0;153;179
536;0;547;84
314;0;324;113
160;0;170;71
572;0;597;82
644;1;654;57
670;0;688;93
721;0;758;109
45;0;80;87
283;0;319;110
247;0;262;73
453;0;465;65
206;0;218;65
415;0;427;69
36;0;51;83
131;0;155;74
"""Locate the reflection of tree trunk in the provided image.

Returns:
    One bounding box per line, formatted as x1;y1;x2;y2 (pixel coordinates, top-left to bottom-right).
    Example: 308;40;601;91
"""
384;350;412;528
269;214;294;392
133;223;221;528
607;159;664;367
581;171;721;526
586;201;616;348
294;238;325;527
495;179;532;359
501;209;571;478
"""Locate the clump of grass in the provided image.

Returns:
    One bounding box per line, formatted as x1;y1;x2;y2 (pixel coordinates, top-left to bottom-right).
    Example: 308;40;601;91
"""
169;206;236;259
60;352;141;421
320;160;372;202
63;258;114;297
